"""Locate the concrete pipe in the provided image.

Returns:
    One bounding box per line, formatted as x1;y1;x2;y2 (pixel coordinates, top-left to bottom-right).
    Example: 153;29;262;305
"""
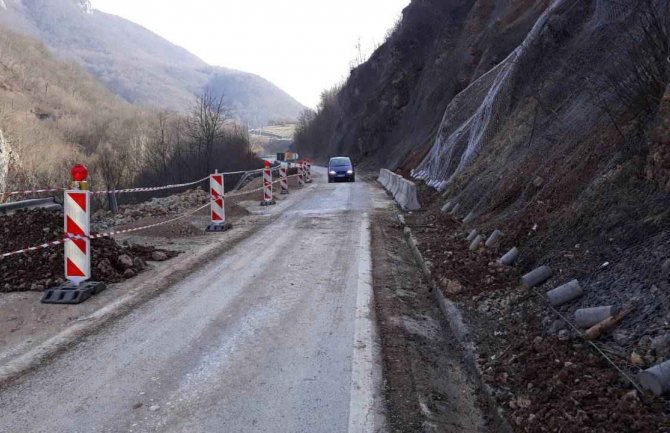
639;360;670;396
441;201;454;213
521;265;552;288
466;229;479;242
450;203;461;216
574;306;613;328
546;280;583;306
469;235;483;251
463;211;476;224
500;247;520;266
485;230;504;248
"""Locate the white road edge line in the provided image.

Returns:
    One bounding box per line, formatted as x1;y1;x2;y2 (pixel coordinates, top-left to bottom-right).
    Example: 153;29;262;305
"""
348;212;381;433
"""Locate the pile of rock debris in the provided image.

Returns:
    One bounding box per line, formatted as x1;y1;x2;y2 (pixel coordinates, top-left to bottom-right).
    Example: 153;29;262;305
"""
92;189;209;230
0;208;177;293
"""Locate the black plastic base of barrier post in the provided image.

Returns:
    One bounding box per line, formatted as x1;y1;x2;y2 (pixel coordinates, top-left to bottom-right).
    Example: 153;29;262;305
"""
260;201;276;206
280;190;289;195
41;281;107;305
206;222;232;232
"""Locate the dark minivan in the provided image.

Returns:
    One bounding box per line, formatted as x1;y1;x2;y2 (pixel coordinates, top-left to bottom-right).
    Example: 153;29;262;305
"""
328;157;355;183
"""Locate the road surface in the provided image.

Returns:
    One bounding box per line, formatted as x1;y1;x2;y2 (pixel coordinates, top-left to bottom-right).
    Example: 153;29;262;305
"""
0;168;384;433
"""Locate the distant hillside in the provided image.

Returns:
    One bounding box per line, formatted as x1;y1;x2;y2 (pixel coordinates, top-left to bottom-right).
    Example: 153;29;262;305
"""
0;0;305;125
0;26;141;188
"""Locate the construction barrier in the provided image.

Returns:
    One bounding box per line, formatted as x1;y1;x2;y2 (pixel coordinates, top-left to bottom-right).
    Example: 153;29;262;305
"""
261;160;276;206
1;162;309;304
64;188;90;285
298;161;305;186
377;168;421;211
279;164;289;195
377;169;391;190
305;161;313;184
42;165;107;304
207;171;231;232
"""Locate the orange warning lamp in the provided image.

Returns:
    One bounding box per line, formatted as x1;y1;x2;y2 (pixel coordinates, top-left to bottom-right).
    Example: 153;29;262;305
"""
264;160;272;168
70;164;89;190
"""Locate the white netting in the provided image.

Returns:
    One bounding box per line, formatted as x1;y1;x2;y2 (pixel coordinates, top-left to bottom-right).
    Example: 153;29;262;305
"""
412;0;587;188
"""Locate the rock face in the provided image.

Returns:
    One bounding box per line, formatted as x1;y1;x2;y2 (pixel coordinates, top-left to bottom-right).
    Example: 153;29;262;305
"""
296;0;669;290
0;129;8;196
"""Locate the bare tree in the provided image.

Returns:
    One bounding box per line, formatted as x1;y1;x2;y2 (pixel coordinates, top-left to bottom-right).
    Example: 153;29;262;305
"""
186;90;229;175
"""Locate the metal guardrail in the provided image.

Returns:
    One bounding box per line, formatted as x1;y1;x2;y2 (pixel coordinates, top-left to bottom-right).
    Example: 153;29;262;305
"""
0;197;62;216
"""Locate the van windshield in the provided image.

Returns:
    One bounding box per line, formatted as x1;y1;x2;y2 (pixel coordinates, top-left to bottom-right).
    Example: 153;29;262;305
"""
330;158;351;167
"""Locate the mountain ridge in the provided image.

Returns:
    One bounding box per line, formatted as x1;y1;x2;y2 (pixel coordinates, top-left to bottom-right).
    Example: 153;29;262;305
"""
0;0;304;124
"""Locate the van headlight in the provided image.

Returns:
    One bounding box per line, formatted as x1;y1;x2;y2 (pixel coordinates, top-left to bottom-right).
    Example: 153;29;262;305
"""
347;170;353;174
329;171;336;175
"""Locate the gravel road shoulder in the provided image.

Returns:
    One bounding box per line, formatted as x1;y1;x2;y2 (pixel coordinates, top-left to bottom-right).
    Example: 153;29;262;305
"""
371;204;491;432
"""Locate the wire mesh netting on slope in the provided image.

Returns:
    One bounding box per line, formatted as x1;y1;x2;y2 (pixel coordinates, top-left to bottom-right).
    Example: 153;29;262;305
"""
412;0;642;190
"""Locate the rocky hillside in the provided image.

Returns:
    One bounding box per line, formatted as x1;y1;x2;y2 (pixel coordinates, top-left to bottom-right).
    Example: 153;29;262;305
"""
0;0;304;124
297;0;669;261
296;0;670;420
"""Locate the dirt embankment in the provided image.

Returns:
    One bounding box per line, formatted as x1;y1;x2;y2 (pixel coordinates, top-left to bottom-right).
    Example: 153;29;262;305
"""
371;206;493;432
0;208;177;293
404;186;670;432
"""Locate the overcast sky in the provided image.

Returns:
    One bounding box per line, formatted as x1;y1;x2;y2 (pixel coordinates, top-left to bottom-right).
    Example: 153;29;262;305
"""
90;0;410;108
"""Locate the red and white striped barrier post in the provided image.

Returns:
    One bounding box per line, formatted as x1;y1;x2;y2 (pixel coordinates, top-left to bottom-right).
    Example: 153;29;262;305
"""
207;170;231;232
306;161;313;184
261;160;276;206
43;164;106;304
279;164;289;195
298;161;305;187
64;165;91;285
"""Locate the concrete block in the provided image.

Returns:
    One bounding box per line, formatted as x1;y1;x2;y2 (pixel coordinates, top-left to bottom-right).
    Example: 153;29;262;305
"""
388;173;401;197
521;265;552;288
546;279;583;306
450;203;461;216
469;235;483;251
463;211;476;224
500;247;520;266
466;229;479;242
575;306;612;328
377;169;391;189
441;201;454;213
485;230;504;248
396;178;421;211
639;360;670;396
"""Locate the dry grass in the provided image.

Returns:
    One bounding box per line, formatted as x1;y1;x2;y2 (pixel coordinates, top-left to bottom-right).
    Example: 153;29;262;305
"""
0;28;144;191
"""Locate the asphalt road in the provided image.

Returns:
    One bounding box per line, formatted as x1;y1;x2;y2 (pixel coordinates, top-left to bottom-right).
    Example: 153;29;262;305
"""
0;168;384;433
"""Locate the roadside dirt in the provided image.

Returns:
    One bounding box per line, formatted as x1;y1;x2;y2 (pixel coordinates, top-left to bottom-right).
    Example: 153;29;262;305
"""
404;201;670;432
0;209;177;293
0;180;314;378
371;205;492;432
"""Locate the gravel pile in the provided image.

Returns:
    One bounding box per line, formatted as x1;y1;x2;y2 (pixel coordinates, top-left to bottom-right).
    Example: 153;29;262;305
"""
0;209;178;293
92;189;209;230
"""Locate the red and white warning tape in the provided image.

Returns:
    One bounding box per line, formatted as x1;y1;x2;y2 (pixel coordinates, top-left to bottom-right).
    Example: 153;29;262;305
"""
91;176;210;196
82;202;211;240
0;239;69;258
1;187;66;198
0;202;210;260
1;166;283;198
0;173;304;259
